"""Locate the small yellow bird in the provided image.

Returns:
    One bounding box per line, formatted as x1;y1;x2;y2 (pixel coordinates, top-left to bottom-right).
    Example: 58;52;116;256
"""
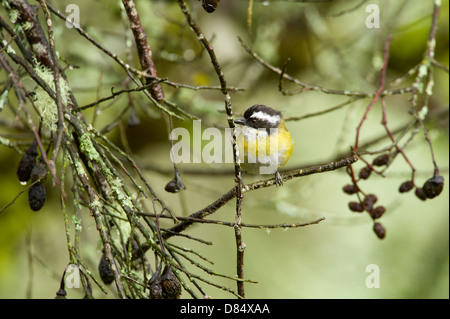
234;104;293;186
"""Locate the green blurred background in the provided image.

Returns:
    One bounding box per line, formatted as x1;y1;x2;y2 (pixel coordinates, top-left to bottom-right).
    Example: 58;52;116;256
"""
0;0;448;298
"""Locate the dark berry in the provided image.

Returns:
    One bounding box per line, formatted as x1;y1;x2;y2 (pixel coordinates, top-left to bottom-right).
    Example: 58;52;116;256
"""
414;187;427;201
399;181;414;193
17;155;36;182
16;140;38;182
422;175;444;199
363;194;378;211
148;268;164;299
30;160;47;183
161;265;182;299
372;154;390;166
358;166;372;179
373;222;386;239
343;184;358;194
55;287;67;299
349;201;364;212
148;277;164;299
164;180;178;193
98;253;115;285
28;183;46;211
165;174;186;193
370;206;386;219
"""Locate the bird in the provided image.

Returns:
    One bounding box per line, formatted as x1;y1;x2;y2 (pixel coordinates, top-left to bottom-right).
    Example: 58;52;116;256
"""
234;104;293;186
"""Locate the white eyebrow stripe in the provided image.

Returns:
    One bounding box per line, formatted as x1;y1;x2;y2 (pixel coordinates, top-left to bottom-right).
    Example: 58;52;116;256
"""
250;111;281;125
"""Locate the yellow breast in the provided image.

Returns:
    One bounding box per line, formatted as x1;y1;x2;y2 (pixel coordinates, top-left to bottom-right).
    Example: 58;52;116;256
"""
237;120;293;174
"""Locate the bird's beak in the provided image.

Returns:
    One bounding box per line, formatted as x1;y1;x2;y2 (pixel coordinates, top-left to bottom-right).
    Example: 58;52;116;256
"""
234;118;246;125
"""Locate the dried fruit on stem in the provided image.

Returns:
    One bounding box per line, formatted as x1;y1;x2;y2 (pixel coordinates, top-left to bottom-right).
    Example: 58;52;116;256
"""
373;222;386;239
399;181;414;193
358;166;372;180
161;265;182;299
349;201;364;212
343;184;358;195
372;154;390;167
415;187;427;201
16;140;38;183
422;175;444;199
28;183;46;211
98;253;115;285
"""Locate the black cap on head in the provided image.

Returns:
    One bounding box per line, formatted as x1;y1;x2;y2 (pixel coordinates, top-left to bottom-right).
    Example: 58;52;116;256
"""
235;104;282;131
243;104;281;119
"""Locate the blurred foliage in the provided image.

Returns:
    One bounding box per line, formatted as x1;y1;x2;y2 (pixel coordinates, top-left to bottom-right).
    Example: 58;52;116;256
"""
0;0;448;299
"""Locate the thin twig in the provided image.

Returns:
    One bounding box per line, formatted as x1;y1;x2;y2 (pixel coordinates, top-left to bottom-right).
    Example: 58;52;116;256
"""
138;212;326;230
121;0;164;102
354;36;393;152
176;0;245;297
240;37;413;98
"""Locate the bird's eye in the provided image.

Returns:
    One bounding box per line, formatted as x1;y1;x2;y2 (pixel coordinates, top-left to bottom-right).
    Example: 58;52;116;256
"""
249;118;257;124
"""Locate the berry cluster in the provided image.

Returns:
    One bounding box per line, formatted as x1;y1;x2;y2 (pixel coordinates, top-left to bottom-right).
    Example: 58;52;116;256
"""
16;140;47;211
343;186;386;239
343;153;444;239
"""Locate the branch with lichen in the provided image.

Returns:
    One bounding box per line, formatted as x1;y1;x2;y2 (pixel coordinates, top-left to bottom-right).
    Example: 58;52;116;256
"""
1;0;184;299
